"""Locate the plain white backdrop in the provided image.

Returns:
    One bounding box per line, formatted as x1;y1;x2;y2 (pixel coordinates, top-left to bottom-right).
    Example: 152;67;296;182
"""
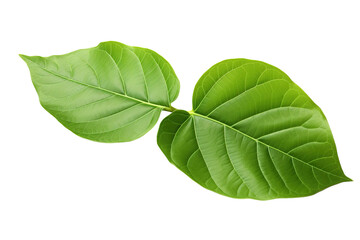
1;0;359;239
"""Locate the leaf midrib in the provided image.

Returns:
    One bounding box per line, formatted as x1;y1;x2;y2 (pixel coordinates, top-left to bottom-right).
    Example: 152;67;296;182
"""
190;111;349;181
26;57;169;110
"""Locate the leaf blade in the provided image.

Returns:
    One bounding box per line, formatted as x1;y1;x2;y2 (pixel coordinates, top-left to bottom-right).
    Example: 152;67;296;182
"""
158;59;350;200
21;41;180;142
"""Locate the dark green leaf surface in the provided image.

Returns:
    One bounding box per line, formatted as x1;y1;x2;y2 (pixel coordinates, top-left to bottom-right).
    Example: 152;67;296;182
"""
21;41;180;142
158;59;350;200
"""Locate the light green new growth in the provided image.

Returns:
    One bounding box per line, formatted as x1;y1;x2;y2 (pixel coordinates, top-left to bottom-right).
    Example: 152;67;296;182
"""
21;41;351;200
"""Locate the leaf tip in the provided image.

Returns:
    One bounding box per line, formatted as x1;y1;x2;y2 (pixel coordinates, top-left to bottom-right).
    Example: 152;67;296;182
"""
345;176;353;182
19;54;31;62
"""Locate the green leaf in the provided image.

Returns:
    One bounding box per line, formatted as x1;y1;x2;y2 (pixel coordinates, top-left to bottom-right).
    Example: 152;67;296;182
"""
158;59;350;200
21;41;180;142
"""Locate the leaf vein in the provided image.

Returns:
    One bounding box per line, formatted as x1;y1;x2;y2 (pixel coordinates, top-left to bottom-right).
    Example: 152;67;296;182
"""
191;112;348;181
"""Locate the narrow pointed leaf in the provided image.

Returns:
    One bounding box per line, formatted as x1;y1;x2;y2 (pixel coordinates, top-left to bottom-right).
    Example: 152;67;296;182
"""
158;59;350;200
21;41;180;142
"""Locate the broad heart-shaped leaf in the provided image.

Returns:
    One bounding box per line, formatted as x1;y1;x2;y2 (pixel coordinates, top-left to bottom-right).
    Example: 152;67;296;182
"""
21;41;180;142
158;59;350;200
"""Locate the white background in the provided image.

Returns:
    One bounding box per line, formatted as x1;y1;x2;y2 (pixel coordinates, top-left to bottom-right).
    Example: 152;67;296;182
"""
1;0;359;239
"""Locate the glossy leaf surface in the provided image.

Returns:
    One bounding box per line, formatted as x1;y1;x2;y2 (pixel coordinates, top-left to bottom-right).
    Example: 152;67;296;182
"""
158;59;350;200
21;41;180;142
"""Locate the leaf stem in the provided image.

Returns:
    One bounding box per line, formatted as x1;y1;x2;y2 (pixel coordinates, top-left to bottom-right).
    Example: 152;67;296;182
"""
163;106;178;112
